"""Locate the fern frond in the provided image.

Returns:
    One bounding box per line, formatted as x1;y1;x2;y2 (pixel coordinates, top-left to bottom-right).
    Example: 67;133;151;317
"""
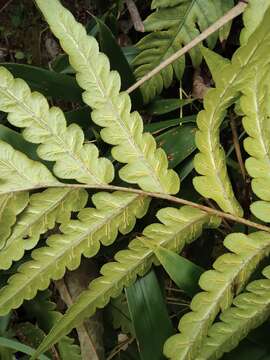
198;265;270;360
241;69;270;222
32;206;218;357
0;188;88;270
35;0;180;194
193;7;270;216
240;0;270;45
133;0;233;102
0;192;29;248
0;192;150;315
0;67;114;185
0;140;59;194
163;231;270;360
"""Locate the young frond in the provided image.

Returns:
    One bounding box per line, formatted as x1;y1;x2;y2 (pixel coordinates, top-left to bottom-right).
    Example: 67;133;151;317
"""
133;0;233;102
198;266;270;360
0;192;150;314
32;206;218;357
35;0;180;195
0;188;88;270
0;67;114;185
193;7;270;216
164;231;270;360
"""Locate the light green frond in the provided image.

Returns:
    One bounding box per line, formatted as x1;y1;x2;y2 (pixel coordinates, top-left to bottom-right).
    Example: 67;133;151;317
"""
193;8;270;216
0;192;150;315
0;192;29;248
198;265;270;360
0;188;88;270
133;0;233;102
164;231;270;360
241;70;270;222
0;140;59;194
35;0;179;195
0;66;114;185
32;206;218;357
240;0;270;45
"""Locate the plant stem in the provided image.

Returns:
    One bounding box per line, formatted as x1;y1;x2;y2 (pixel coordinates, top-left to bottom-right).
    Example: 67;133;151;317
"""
5;182;269;233
126;1;248;94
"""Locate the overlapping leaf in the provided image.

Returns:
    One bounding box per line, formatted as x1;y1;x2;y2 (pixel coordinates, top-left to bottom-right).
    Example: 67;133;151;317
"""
164;231;270;360
0;192;150;314
198;266;270;360
0;66;114;185
133;0;233;102
35;0;180;194
0;188;88;270
193;7;270;216
32;206;218;357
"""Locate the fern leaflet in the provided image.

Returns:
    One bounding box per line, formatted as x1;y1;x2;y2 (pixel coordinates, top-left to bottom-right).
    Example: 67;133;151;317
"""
133;0;233;102
35;0;180;194
0;188;88;270
0;140;59;194
32;206;218;357
0;66;114;185
198;265;270;360
241;69;270;222
193;7;270;216
164;231;270;360
0;192;149;314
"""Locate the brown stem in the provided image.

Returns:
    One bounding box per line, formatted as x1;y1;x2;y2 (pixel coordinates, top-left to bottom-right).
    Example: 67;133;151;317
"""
125;0;144;32
126;2;247;94
230;115;246;181
4;182;270;233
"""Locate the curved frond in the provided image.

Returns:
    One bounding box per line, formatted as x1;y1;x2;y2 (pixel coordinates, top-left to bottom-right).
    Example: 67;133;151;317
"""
198;266;270;360
241;70;270;222
0;188;88;270
35;0;180;194
0;67;114;185
164;231;270;360
32;206;218;357
0;192;29;248
0;140;59;194
193;8;270;216
133;0;233;102
0;192;150;315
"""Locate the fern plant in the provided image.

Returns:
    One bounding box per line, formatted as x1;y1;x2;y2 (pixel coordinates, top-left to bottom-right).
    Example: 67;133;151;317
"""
1;0;270;359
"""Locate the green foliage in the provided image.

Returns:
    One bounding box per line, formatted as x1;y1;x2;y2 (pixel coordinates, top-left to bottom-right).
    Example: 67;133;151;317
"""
133;0;233;102
32;206;217;356
35;0;180;194
0;192;149;314
164;231;270;359
0;0;270;359
193;6;270;216
199;265;270;360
